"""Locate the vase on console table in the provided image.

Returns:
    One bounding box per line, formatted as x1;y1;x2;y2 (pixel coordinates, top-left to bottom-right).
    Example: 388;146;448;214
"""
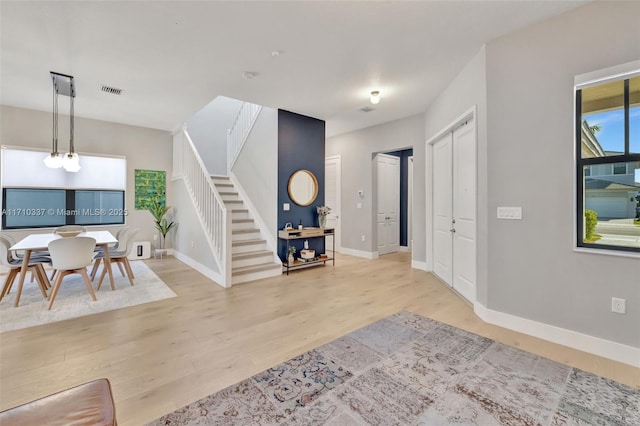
319;215;326;229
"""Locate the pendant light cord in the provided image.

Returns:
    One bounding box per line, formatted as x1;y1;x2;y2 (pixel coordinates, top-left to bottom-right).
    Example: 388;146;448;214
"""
52;83;58;155
69;93;74;155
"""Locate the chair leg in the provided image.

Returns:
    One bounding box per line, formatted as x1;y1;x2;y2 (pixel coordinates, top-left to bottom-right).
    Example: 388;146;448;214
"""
96;263;109;291
32;265;49;299
50;269;57;281
0;269;18;302
79;268;97;301
90;258;102;280
47;272;67;310
123;258;135;286
117;262;126;277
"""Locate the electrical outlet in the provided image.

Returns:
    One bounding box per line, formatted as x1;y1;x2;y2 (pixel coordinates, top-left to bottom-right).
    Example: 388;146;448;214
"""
361;235;365;242
611;297;626;314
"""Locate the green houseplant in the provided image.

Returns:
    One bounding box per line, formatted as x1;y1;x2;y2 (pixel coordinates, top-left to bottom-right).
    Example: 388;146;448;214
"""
148;199;176;249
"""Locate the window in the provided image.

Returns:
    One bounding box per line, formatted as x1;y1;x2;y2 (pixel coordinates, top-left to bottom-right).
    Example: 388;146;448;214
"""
2;189;125;229
576;74;640;253
1;147;127;230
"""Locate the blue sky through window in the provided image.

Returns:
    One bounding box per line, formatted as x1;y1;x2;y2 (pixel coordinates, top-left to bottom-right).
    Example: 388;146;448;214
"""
583;106;640;154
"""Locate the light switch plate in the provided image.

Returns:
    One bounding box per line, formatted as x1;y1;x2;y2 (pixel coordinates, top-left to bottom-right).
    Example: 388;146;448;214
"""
283;203;290;211
497;207;522;220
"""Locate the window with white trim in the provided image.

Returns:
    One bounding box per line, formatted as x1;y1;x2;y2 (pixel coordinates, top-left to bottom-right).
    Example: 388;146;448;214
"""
576;73;640;253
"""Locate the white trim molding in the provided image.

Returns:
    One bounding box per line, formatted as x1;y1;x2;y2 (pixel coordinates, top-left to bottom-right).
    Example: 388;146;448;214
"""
340;247;379;260
474;302;640;368
411;260;428;271
172;250;225;288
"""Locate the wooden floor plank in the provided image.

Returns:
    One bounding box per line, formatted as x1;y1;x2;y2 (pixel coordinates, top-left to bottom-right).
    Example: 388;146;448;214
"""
0;252;637;425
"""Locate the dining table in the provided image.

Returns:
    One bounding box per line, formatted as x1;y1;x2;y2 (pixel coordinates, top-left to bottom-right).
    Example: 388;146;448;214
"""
9;230;118;307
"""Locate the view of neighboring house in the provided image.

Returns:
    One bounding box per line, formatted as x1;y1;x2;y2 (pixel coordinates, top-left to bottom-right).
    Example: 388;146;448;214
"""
582;122;640;219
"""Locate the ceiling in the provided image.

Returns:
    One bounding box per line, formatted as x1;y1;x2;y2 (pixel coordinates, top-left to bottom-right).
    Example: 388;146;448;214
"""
1;1;587;138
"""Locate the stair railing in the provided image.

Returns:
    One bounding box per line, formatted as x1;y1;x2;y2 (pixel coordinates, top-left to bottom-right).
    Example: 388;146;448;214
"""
227;102;262;171
177;128;232;287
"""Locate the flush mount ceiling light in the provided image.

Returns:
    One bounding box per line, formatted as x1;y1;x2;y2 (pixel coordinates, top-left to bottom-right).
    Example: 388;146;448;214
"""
370;90;381;105
44;72;80;172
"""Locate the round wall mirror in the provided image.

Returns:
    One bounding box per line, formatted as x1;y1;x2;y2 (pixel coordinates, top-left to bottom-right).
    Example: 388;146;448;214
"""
288;169;318;206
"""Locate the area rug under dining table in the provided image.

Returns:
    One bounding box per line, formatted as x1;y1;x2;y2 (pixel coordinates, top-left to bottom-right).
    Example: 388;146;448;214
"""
148;311;639;425
0;260;176;333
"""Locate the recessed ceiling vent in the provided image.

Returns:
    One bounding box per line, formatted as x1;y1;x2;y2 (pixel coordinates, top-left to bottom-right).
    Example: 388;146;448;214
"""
101;85;123;95
360;106;375;112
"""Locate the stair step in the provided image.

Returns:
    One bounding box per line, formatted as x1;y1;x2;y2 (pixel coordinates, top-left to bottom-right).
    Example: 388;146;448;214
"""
231;209;251;220
232;218;255;230
232;228;260;235
232;228;261;241
232;239;267;254
233;262;282;276
233;250;273;260
232;249;275;268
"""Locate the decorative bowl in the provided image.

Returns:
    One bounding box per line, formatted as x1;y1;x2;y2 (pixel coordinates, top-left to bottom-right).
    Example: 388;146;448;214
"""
57;231;82;238
300;249;315;260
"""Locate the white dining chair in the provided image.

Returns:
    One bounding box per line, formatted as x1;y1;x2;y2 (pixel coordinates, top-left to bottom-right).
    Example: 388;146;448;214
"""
95;227;139;290
0;235;50;306
53;225;87;234
47;236;97;310
90;226;130;279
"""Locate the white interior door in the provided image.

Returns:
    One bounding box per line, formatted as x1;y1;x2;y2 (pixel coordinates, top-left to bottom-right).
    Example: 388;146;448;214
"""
452;120;476;302
431;118;476;302
375;153;400;255
325;156;341;251
433;134;453;285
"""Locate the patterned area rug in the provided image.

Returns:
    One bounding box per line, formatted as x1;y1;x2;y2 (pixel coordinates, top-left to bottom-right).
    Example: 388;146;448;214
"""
148;311;639;425
0;260;176;333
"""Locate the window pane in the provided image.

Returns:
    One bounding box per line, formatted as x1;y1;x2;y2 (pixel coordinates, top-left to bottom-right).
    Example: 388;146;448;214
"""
630;76;640;154
583;161;640;249
75;190;125;225
581;80;625;158
2;189;66;228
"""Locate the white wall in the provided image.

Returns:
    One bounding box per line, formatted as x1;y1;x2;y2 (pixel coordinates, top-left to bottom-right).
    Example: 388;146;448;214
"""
484;1;640;348
423;46;488;305
0;105;173;247
231;107;279;241
326;114;425;259
186;96;243;176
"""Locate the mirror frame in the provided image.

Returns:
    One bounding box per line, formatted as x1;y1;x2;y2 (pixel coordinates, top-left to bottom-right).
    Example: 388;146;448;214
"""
288;169;319;206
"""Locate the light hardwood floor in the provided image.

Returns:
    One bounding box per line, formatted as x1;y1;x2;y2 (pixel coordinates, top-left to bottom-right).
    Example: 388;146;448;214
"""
0;252;638;425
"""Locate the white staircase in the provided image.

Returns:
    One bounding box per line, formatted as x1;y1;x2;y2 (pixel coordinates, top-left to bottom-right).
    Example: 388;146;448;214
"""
212;176;281;284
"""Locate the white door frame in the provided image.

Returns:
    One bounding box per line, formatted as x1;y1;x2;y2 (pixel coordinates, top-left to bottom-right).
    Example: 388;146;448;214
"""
325;155;342;252
425;105;477;302
408;155;414;251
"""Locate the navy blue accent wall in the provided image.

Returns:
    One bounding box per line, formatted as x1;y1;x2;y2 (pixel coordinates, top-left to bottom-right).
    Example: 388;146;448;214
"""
386;148;413;247
278;110;326;261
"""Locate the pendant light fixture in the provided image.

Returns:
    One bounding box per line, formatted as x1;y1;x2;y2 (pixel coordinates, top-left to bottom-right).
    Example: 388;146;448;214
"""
44;72;80;172
370;90;381;105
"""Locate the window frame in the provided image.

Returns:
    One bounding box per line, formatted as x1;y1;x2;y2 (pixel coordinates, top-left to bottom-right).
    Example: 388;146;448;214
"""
575;73;640;255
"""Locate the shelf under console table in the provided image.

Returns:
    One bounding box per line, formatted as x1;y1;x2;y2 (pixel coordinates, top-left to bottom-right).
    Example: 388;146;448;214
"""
278;227;335;275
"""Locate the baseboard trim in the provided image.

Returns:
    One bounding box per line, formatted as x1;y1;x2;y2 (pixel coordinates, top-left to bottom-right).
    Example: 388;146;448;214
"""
339;247;379;259
399;246;410;253
172;251;225;288
411;260;428;271
474;302;640;368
